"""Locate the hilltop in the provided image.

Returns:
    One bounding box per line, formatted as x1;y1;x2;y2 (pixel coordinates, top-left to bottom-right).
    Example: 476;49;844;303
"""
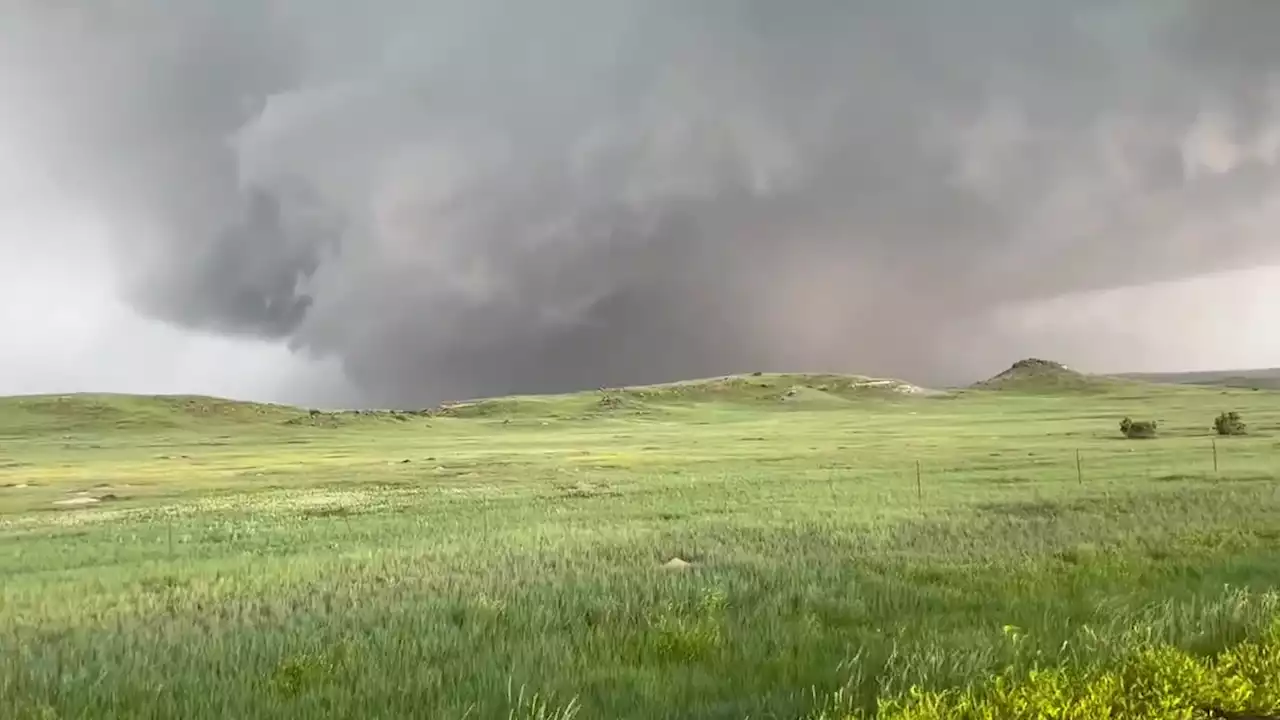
969;357;1128;393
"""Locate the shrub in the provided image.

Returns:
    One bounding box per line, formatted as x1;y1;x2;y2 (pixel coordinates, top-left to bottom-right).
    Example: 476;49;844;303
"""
866;622;1280;720
1214;411;1247;436
1120;417;1158;439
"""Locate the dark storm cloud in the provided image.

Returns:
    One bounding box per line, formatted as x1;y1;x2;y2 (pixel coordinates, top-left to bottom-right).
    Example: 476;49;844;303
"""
3;0;1280;406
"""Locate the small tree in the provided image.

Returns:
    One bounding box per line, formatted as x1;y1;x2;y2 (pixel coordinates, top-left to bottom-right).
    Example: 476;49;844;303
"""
1120;416;1158;439
1213;411;1247;436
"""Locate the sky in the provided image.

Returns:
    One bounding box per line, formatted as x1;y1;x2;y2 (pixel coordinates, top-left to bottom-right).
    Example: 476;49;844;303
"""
1;1;1279;408
0;139;355;407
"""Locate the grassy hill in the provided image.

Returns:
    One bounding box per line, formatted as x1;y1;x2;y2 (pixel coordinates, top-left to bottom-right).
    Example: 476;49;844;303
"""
3;363;1280;718
434;372;938;418
968;357;1136;394
0;373;938;435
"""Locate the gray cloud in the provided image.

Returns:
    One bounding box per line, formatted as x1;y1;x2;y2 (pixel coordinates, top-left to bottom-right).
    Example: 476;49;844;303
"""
3;0;1280;406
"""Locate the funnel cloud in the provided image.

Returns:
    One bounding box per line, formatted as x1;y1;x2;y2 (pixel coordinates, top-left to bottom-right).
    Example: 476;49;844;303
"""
3;1;1280;406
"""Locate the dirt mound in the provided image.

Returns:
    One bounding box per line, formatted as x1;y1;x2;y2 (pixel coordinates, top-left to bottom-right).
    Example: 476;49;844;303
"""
972;358;1108;393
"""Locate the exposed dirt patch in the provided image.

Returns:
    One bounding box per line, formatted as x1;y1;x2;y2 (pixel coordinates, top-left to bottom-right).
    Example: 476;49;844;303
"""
53;496;101;507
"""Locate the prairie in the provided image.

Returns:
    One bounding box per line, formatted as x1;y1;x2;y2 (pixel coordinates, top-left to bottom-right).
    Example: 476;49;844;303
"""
2;367;1279;718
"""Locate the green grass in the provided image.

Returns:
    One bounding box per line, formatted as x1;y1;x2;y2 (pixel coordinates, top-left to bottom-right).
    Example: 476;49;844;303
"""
2;371;1280;719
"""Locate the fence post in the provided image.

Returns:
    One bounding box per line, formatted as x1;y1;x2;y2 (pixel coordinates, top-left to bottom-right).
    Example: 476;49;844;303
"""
915;460;923;504
1075;449;1082;485
1213;438;1219;475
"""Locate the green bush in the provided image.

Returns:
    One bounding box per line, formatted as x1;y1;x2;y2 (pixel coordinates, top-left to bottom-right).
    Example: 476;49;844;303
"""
862;622;1280;719
1120;417;1158;439
1214;411;1247;436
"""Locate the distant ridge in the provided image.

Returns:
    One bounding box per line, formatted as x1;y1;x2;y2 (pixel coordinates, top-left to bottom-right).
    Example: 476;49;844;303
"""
1117;368;1280;391
0;373;944;434
12;362;1272;434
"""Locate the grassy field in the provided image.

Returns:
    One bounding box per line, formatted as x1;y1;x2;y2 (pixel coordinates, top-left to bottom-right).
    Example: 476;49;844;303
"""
2;366;1280;718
